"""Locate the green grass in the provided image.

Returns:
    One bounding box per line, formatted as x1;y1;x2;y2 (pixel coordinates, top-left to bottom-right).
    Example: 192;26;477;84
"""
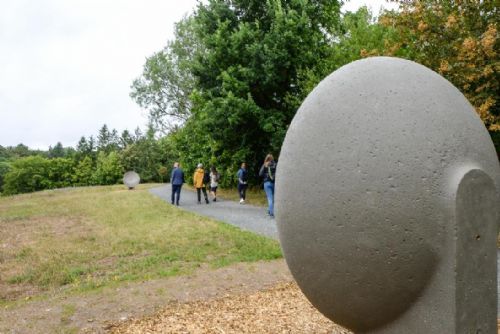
0;184;281;303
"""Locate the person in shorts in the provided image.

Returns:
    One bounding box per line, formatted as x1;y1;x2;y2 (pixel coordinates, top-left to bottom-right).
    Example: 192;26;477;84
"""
209;166;220;202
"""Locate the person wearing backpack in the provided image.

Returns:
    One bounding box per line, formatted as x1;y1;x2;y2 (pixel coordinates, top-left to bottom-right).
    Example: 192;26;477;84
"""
209;166;220;202
237;162;248;204
259;154;277;218
193;163;209;204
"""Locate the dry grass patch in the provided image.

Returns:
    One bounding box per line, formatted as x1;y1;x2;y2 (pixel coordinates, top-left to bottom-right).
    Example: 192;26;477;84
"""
0;185;281;305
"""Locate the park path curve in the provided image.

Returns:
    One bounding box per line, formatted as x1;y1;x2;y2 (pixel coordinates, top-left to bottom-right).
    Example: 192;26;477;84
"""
150;185;278;240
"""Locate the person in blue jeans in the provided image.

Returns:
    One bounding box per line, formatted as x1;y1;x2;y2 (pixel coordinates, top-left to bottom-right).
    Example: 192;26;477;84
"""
170;162;185;206
259;154;277;218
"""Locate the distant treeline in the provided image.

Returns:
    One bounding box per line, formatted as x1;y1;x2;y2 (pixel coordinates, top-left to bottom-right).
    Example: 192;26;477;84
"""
0;125;178;195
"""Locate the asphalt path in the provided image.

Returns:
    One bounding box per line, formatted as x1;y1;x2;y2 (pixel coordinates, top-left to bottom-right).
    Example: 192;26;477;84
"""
149;184;278;240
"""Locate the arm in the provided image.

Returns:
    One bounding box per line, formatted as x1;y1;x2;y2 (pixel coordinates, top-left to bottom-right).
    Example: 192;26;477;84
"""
259;164;265;177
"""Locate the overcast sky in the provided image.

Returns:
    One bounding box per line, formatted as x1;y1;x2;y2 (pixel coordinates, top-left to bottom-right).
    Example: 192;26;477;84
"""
0;0;397;150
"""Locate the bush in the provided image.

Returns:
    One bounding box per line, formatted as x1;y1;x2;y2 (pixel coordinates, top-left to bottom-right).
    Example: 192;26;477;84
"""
3;156;51;195
0;160;12;193
73;156;94;186
92;151;124;185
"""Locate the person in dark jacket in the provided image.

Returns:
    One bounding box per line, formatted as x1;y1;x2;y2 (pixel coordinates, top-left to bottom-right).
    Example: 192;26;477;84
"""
170;162;185;206
237;162;248;204
259;154;277;217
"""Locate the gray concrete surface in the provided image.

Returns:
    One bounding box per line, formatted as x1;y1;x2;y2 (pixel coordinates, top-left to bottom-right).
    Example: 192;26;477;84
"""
276;57;500;333
149;184;278;240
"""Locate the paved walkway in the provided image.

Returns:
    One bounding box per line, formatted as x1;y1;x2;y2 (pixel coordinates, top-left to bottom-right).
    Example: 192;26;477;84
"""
149;185;278;240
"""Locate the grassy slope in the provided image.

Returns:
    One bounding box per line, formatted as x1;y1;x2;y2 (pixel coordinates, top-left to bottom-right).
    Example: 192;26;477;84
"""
0;185;281;303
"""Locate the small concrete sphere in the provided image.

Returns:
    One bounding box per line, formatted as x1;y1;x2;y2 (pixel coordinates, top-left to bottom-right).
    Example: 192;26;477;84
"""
275;57;500;332
123;171;140;189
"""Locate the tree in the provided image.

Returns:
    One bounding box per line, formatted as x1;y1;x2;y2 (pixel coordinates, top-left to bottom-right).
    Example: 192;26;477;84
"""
2;156;51;195
159;0;343;184
120;130;134;149
48;142;65;158
295;6;402;104
130;16;199;132
0;160;11;193
92;151;124;185
381;0;499;131
73;156;94;186
97;124;111;152
121;126;165;182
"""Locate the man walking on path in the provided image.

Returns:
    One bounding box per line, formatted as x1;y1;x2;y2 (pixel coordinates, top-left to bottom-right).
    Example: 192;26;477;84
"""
170;162;185;206
237;162;248;204
194;163;210;204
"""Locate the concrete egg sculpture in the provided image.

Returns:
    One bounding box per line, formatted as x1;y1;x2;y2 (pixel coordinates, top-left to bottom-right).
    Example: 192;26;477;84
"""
276;57;500;333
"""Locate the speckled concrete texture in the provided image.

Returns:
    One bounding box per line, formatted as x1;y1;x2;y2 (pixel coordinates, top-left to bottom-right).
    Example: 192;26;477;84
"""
275;57;500;333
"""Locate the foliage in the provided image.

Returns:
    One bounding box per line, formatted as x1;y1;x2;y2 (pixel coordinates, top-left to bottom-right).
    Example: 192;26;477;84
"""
0;160;11;193
120;127;168;183
73;156;94;186
130;16;198;132
295;6;402;100
381;0;499;131
158;0;343;185
92;151;124;185
2;156;74;195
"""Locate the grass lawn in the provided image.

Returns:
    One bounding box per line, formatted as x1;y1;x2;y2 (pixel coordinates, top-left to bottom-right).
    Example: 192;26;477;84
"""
0;184;281;305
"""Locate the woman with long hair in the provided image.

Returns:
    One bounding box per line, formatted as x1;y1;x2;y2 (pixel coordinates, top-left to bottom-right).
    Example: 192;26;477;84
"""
259;154;277;217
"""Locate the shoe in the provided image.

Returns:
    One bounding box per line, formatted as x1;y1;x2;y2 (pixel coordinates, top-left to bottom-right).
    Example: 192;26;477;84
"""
198;201;201;204
239;199;244;204
176;202;179;206
206;199;209;204
171;202;174;205
213;198;216;202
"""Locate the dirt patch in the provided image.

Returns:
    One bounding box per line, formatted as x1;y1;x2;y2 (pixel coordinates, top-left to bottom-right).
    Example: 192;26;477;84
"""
0;215;92;253
0;215;93;302
0;259;293;333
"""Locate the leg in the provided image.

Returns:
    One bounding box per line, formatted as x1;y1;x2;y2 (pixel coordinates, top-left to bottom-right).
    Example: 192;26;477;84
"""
171;185;176;204
175;185;182;205
264;182;274;216
202;187;209;203
197;188;201;203
242;185;247;200
238;183;243;200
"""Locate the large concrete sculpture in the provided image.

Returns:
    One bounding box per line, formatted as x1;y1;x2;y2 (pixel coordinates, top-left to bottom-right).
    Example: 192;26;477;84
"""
276;57;500;333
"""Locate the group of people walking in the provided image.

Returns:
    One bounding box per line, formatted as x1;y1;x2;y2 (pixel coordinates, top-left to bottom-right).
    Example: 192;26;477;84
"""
169;154;277;218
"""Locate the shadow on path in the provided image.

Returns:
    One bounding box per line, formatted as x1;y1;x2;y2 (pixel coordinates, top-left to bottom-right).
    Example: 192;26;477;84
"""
150;185;278;240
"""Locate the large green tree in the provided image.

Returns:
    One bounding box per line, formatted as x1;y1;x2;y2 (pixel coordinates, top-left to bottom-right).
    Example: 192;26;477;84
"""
171;0;343;183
